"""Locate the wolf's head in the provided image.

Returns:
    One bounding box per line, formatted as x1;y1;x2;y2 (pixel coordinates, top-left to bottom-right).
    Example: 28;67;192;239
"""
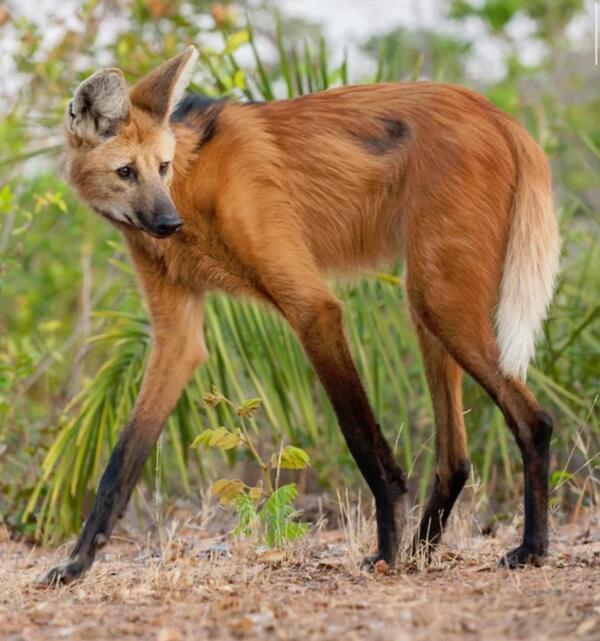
63;46;198;238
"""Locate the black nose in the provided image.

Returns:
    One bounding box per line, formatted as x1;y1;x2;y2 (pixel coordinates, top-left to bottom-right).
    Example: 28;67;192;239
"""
154;216;182;238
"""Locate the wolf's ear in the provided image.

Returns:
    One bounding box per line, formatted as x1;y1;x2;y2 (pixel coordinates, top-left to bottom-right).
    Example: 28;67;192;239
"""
129;46;198;123
66;69;129;142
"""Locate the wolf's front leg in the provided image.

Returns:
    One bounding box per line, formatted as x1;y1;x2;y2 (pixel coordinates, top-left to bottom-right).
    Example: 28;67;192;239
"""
39;422;154;585
39;281;206;586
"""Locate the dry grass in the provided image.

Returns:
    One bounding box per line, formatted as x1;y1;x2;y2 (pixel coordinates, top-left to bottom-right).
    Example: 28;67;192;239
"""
0;503;599;641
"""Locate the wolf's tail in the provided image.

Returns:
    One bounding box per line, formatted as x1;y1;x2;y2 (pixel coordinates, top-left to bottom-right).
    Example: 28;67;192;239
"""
495;122;561;379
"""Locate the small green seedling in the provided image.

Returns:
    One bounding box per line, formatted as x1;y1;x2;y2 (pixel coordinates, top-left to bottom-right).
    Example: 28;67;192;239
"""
191;388;311;547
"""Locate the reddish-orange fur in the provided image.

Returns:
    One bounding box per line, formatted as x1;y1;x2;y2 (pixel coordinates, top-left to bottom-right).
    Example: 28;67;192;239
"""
40;49;559;586
130;84;512;298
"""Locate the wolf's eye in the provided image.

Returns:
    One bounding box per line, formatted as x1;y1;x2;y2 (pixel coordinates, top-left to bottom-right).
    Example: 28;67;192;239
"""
159;161;170;176
116;166;133;179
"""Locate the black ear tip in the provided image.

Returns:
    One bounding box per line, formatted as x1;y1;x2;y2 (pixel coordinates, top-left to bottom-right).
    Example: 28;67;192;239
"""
68;101;76;119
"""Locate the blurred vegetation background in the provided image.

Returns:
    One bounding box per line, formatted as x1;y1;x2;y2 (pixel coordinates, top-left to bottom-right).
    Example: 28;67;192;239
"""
0;0;598;542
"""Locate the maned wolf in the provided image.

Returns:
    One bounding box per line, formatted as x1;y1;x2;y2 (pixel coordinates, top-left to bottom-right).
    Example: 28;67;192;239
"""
40;46;560;585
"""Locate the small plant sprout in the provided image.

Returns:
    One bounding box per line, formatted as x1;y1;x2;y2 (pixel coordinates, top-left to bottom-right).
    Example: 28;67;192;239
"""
191;388;311;547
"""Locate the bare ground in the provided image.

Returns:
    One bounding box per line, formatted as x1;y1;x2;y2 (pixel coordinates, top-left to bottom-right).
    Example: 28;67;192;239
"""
1;511;599;641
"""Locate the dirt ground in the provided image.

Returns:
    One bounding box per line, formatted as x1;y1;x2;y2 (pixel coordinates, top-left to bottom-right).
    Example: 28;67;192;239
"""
1;511;599;641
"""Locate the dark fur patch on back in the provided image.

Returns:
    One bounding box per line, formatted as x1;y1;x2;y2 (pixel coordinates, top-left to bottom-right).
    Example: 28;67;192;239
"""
354;117;409;155
171;94;265;145
195;103;226;150
171;94;228;151
170;94;224;123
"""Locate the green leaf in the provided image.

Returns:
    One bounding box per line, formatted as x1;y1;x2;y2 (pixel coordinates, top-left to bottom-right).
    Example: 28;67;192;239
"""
271;445;311;469
236;397;262;417
247;21;274;100
191;427;241;450
259;483;308;547
233;492;259;537
210;427;242;450
261;483;297;520
225;30;250;54
248;481;263;501
0;184;13;211
282;521;310;541
211;478;246;505
190;429;213;450
233;69;246;90
550;470;574;489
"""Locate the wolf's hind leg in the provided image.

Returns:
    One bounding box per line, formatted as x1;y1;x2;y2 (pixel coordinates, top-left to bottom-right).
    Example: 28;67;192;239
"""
410;316;470;558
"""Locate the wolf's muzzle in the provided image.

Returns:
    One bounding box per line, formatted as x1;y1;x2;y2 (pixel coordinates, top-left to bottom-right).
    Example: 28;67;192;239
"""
136;197;183;238
153;215;182;237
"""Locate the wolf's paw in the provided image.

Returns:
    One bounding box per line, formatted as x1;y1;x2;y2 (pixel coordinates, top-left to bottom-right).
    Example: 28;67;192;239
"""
36;555;89;587
499;543;546;569
361;553;394;574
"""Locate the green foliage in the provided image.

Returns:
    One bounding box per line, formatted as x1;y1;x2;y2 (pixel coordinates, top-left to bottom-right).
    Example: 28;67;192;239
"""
273;446;311;470
450;0;584;36
450;0;522;32
192;391;310;547
364;27;471;83
1;1;598;543
192;426;242;450
260;484;309;548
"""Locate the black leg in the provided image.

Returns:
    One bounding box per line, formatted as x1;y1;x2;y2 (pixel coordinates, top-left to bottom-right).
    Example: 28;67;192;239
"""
413;460;470;555
408;318;471;557
294;299;407;567
500;411;552;567
39;424;153;585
